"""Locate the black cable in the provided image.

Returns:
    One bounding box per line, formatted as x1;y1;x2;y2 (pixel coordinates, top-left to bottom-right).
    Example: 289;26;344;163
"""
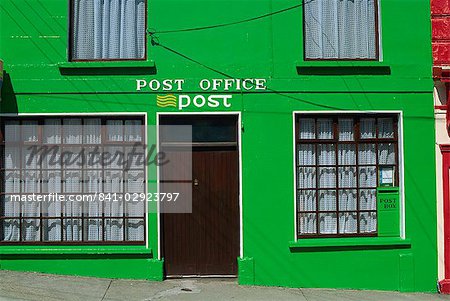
148;1;315;35
151;39;347;110
154;40;234;79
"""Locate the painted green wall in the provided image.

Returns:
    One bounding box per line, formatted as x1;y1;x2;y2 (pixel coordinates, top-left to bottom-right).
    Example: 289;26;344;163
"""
0;0;437;292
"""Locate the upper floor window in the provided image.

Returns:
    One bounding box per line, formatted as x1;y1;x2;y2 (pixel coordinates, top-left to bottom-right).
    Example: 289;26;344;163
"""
70;0;147;61
303;0;378;60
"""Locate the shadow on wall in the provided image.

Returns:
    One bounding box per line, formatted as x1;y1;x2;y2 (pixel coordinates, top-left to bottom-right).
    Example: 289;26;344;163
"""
0;72;19;114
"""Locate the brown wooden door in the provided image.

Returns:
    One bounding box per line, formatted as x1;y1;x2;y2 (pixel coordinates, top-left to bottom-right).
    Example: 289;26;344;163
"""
161;116;239;277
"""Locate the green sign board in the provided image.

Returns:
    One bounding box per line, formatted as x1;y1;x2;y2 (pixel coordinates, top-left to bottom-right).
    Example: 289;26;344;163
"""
377;187;400;237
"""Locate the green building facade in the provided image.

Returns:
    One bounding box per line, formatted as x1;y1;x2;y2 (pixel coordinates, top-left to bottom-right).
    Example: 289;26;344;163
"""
0;0;437;292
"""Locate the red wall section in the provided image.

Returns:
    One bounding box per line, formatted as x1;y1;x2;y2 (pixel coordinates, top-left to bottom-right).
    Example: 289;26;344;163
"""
434;43;450;65
432;0;450;14
432;0;450;67
433;18;450;39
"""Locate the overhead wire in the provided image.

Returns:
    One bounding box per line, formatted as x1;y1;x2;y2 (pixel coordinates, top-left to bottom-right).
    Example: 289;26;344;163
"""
151;39;346;110
148;0;348;111
148;1;316;35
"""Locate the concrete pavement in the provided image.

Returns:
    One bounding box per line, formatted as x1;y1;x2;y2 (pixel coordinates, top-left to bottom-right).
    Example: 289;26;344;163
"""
0;270;449;301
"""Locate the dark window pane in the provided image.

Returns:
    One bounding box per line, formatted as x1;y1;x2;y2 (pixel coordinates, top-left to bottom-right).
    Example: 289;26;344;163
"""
160;115;237;143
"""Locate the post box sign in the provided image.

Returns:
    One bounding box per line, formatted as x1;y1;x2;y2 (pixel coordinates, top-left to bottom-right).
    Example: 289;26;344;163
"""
376;187;400;237
135;78;267;110
379;198;397;211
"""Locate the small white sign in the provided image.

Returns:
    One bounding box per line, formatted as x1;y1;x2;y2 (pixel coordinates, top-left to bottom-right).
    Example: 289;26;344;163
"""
379;167;394;186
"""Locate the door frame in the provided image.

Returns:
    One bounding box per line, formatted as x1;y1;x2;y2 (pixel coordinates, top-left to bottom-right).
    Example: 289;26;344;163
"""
156;112;243;261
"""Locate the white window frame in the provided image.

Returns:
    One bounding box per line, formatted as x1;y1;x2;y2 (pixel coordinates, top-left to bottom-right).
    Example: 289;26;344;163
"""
292;111;404;241
0;112;149;246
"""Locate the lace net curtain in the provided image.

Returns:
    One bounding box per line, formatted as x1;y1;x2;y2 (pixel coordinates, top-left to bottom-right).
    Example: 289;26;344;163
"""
304;0;377;59
298;117;396;235
2;118;145;242
72;0;146;60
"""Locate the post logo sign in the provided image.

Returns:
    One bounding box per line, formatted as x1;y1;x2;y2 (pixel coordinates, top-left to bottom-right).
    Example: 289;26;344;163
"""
156;94;177;107
136;78;267;111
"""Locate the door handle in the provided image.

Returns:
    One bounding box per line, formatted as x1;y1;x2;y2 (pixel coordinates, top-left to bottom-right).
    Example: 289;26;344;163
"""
193;179;199;186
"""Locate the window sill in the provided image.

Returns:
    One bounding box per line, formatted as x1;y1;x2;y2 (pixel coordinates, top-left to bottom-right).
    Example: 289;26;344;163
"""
296;61;391;75
58;60;156;75
0;246;152;256
289;237;411;250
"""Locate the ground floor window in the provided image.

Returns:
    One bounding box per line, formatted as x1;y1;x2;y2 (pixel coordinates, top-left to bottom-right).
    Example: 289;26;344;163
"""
295;114;398;237
0;116;146;244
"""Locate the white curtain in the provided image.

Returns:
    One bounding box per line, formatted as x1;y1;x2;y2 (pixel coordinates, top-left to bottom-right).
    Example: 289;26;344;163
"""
22;133;40;240
360;212;377;233
339;189;356;211
126;171;144;191
378;143;395;165
104;168;124;241
360;118;376;139
360;189;376;210
317;119;333;139
339;167;356;188
319;190;336;211
338;144;355;165
22;121;38;142
64;119;83;144
107;120;123;141
2;195;20;241
2;118;146;242
339;212;357;233
319;213;337;234
127;219;145;241
298;143;317;190
3;125;21;240
299;213;316;234
319;167;336;188
304;0;377;59
5;146;20;171
84;119;101;144
298;190;316;212
318;144;335;165
106;219;124;241
297;117;386;236
298;167;316;189
44;119;61;144
125;171;145;241
72;0;146;60
359;166;376;187
22;219;40;241
378;118;394;138
298;144;315;166
42;166;62;241
125;120;142;142
299;118;315;139
338;118;354;141
358;143;376;164
43;200;62;241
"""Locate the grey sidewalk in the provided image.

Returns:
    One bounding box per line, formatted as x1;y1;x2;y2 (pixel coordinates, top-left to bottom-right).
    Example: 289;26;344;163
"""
0;270;449;301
